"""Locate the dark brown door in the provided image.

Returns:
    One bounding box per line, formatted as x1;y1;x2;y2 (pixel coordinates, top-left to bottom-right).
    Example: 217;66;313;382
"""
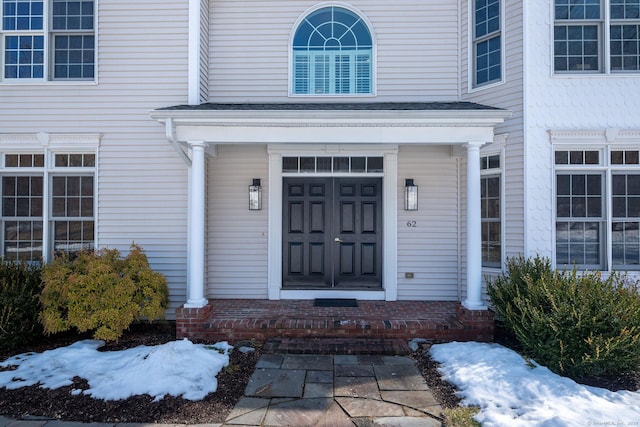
283;177;382;288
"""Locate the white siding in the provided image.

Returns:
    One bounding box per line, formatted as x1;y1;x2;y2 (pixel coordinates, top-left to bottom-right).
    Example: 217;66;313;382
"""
397;145;460;300
0;0;191;315
206;145;269;298
200;0;210;102
524;1;640;260
208;0;460;102
461;0;526;261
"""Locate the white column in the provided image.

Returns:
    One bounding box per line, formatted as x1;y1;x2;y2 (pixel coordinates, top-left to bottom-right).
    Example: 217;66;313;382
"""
464;142;487;310
185;141;208;308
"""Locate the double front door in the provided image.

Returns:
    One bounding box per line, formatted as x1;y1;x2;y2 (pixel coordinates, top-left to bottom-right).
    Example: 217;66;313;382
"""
283;177;382;288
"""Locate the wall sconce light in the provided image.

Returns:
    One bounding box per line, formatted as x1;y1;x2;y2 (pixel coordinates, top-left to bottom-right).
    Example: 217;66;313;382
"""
405;179;418;211
249;178;262;210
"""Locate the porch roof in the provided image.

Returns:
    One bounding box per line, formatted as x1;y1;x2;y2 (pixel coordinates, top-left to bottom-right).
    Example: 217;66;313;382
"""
157;101;503;111
150;101;511;145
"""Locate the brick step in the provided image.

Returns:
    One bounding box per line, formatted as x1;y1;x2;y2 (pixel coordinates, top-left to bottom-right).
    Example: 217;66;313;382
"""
176;300;495;344
263;337;412;355
204;317;465;342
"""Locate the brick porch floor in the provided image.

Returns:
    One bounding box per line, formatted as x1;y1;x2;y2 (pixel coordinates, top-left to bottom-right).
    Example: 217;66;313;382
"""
176;300;495;350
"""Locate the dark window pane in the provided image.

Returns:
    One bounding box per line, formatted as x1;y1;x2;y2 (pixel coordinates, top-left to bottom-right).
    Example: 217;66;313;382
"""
557;197;571;217
555;151;569;164
300;157;315;172
81;197;93;216
81;176;93;196
570;151;583;164
16;198;30;216
282;157;298;173
629;197;640;217
317;157;332;172
627;151;639;164
612;150;624;164
367;157;382;172
587;174;601;195
52;197;65;216
488;155;500;169
572;197;587;217
587;196;602;217
52;177;66;196
83;154;95;167
628;175;640;194
69;154;83;167
3;177;15;196
572;175;586;195
351;157;365;172
333;157;349;172
67;197;80;216
487;176;500;197
557;174;571;195
613;174;626;195
584;151;599;164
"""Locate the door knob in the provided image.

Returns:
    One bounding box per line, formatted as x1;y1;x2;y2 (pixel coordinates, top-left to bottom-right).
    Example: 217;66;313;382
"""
334;237;343;243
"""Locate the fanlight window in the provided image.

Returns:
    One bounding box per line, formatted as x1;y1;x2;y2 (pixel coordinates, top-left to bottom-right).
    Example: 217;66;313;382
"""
292;6;373;95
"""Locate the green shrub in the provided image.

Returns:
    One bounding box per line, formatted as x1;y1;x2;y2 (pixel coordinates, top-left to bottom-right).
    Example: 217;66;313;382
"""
40;244;169;342
0;259;44;353
488;255;640;378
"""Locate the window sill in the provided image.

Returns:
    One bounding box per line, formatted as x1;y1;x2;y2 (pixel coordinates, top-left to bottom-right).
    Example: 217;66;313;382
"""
1;80;98;86
468;78;505;94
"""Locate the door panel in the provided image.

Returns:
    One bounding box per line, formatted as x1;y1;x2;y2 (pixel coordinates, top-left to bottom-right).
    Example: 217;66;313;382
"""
333;178;382;287
282;177;382;288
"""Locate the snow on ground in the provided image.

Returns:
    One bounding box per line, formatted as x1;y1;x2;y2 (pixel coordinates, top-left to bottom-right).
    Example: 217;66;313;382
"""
2;338;640;425
0;339;232;401
430;342;640;427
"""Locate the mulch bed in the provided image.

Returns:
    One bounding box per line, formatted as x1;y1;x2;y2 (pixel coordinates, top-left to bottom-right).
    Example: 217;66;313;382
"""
0;322;261;424
1;322;638;424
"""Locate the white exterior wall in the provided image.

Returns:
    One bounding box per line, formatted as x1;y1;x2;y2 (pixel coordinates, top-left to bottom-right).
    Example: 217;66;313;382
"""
206;145;269;298
207;0;460;102
397;145;461;300
461;0;525;265
0;0;191;314
524;1;640;261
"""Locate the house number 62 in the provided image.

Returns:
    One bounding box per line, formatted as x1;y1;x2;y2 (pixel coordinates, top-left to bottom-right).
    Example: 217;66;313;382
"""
406;221;417;228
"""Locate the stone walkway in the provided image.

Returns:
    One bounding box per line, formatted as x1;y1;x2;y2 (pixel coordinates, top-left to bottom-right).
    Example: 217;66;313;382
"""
0;353;444;427
225;353;443;426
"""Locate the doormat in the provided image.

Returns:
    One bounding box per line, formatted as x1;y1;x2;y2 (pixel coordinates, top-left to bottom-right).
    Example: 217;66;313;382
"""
313;298;358;307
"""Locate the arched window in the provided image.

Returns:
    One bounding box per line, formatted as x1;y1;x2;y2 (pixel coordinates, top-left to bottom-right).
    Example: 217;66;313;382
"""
292;6;373;95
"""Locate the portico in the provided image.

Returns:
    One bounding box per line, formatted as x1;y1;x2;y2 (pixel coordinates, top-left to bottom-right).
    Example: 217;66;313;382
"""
151;102;510;318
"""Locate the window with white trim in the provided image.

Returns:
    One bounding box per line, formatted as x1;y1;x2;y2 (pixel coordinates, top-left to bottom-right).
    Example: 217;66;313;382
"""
1;151;95;261
555;147;640;270
554;0;640;73
282;156;383;174
473;0;502;87
291;6;372;95
1;0;95;81
480;154;501;268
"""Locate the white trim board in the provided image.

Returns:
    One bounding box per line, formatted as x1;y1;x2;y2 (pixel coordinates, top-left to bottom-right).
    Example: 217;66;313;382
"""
268;144;398;300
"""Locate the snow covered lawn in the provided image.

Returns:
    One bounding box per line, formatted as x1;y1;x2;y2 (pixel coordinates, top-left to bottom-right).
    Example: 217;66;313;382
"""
2;338;639;426
0;339;233;401
430;342;640;427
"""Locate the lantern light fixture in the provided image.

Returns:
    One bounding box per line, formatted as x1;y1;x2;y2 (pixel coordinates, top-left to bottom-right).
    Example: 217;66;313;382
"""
404;178;418;211
249;178;262;210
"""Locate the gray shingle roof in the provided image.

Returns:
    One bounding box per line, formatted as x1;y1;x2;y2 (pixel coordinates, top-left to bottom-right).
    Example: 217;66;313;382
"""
158;101;502;111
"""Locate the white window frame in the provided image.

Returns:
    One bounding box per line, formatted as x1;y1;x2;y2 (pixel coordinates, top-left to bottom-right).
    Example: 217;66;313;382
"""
289;4;376;97
470;0;505;91
553;0;640;75
0;133;99;262
0;0;97;83
480;149;504;270
551;129;640;271
268;144;397;301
